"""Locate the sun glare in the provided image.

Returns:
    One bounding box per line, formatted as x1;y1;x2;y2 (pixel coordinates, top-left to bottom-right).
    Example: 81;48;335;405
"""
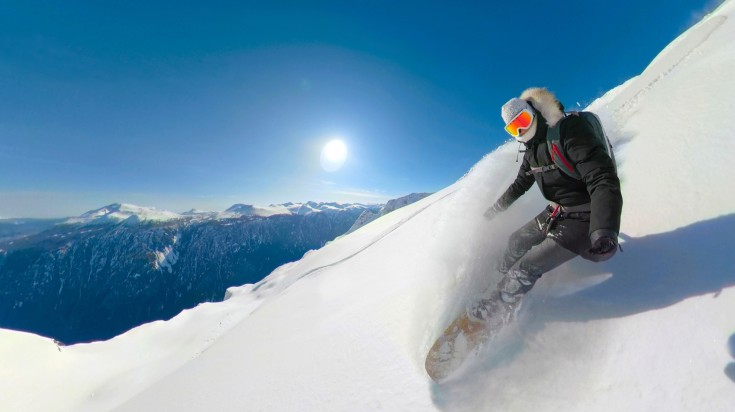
320;139;347;172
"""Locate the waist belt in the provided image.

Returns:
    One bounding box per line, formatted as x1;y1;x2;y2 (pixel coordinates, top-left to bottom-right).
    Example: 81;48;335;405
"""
549;202;591;213
544;203;591;233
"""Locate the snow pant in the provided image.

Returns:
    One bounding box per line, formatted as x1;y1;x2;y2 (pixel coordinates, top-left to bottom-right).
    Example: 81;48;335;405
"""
496;204;593;303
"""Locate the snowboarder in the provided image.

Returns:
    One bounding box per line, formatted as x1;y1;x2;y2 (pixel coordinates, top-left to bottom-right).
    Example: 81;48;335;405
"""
425;87;622;381
478;87;623;319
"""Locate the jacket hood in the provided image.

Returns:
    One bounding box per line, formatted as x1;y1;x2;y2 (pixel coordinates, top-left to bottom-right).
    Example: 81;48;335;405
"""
520;87;565;128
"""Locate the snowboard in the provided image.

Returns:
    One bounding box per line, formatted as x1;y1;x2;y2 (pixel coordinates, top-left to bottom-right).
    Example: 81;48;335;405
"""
425;291;519;382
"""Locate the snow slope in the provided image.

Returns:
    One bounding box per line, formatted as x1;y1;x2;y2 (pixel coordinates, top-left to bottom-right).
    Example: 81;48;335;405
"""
2;2;735;411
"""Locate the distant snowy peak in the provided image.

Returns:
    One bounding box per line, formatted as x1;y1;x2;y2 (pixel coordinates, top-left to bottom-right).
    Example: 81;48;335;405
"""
225;202;377;217
225;204;292;217
288;201;379;215
65;203;182;225
381;193;432;215
348;192;433;233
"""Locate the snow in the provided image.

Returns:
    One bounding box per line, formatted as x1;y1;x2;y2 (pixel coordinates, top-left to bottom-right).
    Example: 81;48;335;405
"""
62;201;369;224
64;203;182;225
2;2;735;411
224;203;292;217
194;202;372;219
154;245;179;273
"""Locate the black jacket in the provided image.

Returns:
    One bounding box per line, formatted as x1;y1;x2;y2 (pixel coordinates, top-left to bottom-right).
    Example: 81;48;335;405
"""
495;114;623;239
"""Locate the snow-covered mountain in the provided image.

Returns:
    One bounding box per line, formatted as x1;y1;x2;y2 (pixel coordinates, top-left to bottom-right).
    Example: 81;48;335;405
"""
348;192;432;232
63;203;182;225
225;201;377;218
224;203;292;217
2;2;735;411
56;201;371;225
0;202;375;344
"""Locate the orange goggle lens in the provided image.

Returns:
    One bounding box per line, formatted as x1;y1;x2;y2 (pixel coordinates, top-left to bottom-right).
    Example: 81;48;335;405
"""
504;109;534;137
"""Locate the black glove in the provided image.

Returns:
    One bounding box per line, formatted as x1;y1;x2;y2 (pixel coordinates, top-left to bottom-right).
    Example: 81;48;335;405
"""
483;203;503;221
588;230;618;262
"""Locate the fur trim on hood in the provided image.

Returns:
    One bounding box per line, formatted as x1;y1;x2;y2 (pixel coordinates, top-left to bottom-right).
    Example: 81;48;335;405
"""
520;87;565;128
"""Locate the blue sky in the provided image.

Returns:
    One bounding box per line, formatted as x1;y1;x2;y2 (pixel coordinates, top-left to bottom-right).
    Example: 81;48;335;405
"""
0;0;723;218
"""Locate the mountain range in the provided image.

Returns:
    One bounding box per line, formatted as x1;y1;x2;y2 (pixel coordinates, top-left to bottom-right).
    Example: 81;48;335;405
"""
0;196;434;344
0;201;382;344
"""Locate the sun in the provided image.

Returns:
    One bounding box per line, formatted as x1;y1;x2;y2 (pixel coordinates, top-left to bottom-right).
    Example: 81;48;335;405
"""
320;139;347;172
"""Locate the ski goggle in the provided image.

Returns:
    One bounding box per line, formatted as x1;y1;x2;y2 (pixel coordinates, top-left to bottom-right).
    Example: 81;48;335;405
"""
504;109;535;138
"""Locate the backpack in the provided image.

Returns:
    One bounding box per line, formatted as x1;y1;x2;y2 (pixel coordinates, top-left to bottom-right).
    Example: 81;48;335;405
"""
544;111;617;180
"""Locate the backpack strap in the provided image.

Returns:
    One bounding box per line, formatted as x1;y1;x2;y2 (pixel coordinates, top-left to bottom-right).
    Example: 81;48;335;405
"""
546;115;582;180
524;164;559;177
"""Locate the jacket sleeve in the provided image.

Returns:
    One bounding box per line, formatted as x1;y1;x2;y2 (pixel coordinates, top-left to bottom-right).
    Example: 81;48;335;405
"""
561;116;623;238
493;152;535;211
